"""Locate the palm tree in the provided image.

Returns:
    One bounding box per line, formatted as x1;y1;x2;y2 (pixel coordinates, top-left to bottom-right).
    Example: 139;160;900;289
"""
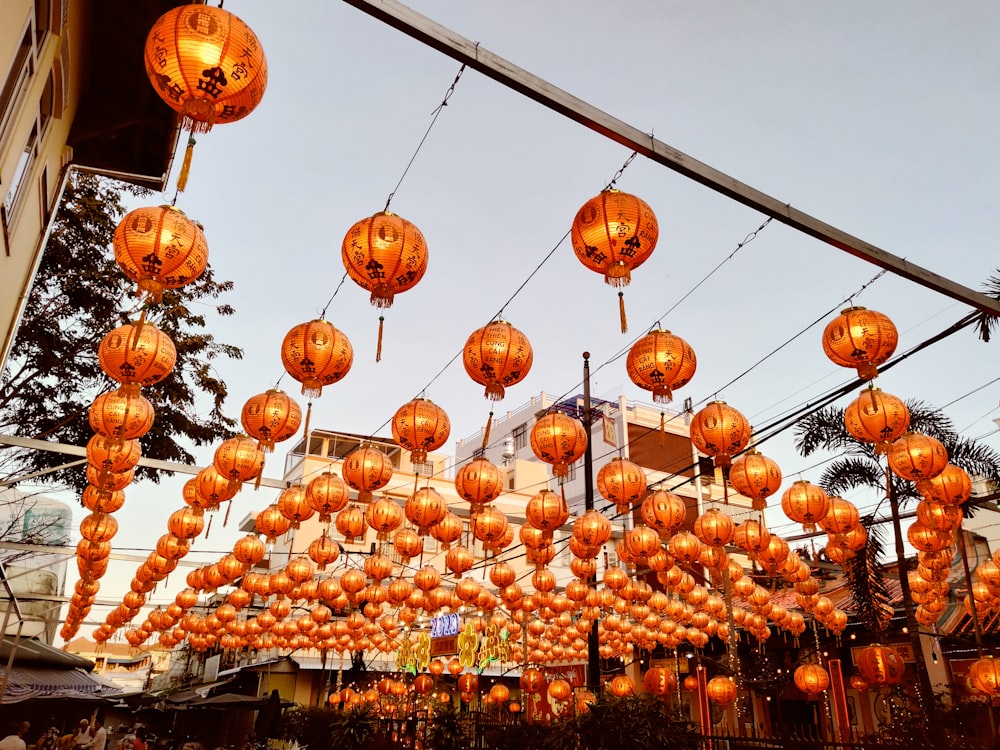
972;272;1000;342
794;398;1000;734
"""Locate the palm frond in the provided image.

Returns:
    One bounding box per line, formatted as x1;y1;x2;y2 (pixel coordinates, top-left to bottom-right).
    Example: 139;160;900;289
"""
819;457;884;497
905;399;956;438
794;406;856;456
971;271;1000;343
844;516;892;640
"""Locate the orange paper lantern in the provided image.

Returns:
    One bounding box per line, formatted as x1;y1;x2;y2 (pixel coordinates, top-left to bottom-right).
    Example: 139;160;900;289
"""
626;327;696;403
596;457;647;515
113;206;208;303
391;398;450;465
241;389;302;452
729;449;782;510
342;444;394;503
463;320;533;401
280;320;353;399
530;411;587;478
98;321;176;389
844;387;910;453
689;401;751;469
822;306;898;381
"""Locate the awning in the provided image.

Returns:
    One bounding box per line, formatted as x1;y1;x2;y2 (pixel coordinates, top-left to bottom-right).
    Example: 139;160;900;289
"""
0;666;123;704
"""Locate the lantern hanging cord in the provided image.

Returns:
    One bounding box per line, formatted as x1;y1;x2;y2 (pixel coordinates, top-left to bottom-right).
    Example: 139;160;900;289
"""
318;270;350;319
603;151;638;191
383;64;466;212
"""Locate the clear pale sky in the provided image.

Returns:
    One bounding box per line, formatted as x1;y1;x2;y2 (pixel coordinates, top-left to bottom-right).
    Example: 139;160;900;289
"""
44;0;1000;632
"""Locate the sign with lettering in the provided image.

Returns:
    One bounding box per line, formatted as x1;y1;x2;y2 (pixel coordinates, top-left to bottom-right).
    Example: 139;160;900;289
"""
430;635;459;657
430;613;461;638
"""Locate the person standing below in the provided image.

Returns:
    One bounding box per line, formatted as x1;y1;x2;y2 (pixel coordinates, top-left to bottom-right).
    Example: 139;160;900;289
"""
79;722;105;750
72;723;89;750
130;729;146;750
0;722;30;750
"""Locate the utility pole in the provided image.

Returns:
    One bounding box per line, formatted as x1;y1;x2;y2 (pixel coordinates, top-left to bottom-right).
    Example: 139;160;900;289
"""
581;352;601;693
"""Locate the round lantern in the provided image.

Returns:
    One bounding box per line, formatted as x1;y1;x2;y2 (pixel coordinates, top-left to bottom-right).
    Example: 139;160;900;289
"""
525;489;569;537
195;465;239;509
887;432;949;481
916;464;972;506
596;457;647;515
256;504;291;543
463;320;533;401
822;306;897;381
307;534;340;571
732;520;770;560
405;487;447;535
365;495;403;540
343;444;394;502
89;387;155;441
794;664;830;696
530;411;587;478
241;389;302;452
457;673;479;696
305;471;351;522
849;674;869;692
693;508;736;547
626;327;696;403
168;507;205;540
520;667;545;694
393;527;424;563
80;512;118;543
706;676;737;706
643;667;676;696
454;457;504;510
280;320;353;399
213;435;265;485
392;398;450;465
113;206;208;303
640;490;687;535
608;674;634;697
341;212;428;309
144;5;267;131
471;505;509;548
98;321;176;390
728;449;782;510
855;644;905;686
818;497;860;535
573;509;612;548
844;387;910;453
623;524;660;560
969;656;1000;697
682;675;699;692
689;401;751;469
548;678;572;701
86;435;141;476
430;512;463;550
571;190;658;332
232;534;265;568
488;683;510;704
781;480;830;533
81;486;125;513
906;521;952;553
335;505;365;544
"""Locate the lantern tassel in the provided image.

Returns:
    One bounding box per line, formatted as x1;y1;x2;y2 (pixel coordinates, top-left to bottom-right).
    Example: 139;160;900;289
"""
254;466;263;491
618;291;628;333
376;315;384;362
223;501;232;527
205;513;212;540
482;411;493;451
302;401;313;447
177;136;196;192
659;411;665;447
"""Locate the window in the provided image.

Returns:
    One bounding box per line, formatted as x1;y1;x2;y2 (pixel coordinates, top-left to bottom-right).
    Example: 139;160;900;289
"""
0;26;36;147
5;120;38;214
512;423;527;450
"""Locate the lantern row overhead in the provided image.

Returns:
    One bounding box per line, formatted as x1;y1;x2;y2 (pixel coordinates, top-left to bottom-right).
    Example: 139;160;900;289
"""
59;2;1000;704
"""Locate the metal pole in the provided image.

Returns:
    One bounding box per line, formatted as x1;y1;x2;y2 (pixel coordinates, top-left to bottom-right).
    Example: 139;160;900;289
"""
341;0;1000;317
581;352;600;693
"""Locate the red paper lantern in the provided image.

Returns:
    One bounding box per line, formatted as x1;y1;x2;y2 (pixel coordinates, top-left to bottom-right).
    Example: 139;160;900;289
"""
626;327;696;403
463;320;533;401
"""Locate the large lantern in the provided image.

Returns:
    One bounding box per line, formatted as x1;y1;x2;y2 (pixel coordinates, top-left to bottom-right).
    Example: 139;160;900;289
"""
98;321;176;391
463;320;533;401
706;676;737;706
643;667;677;696
969;656;1000;697
405;487;447;535
342;213;428;306
86;435;141;476
213;435;265;486
728;449;782;510
277;485;314;529
596;457;647;515
573;509;612;548
343;444;393;502
89;388;155;441
256;504;291;543
365;496;403;540
855;644;905;686
571;190;658;332
794;664;830;696
168;507;205;540
822;306;898;381
144;5;267;132
689;401;751;470
640;490;687;536
306;471;351;522
113;206;208;304
887;432;949;481
392;398;450;465
693;508;736;547
818;496;860;535
844;387;910;453
530;411;587;478
280;320;353;399
625;327;696;403
781;480;830;533
241;389;302;452
525;489;569;538
916;464;972;506
454;457;504;511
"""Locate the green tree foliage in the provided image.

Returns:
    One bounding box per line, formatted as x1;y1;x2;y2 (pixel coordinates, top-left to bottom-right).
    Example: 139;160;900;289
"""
972;271;1000;343
0;174;241;491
